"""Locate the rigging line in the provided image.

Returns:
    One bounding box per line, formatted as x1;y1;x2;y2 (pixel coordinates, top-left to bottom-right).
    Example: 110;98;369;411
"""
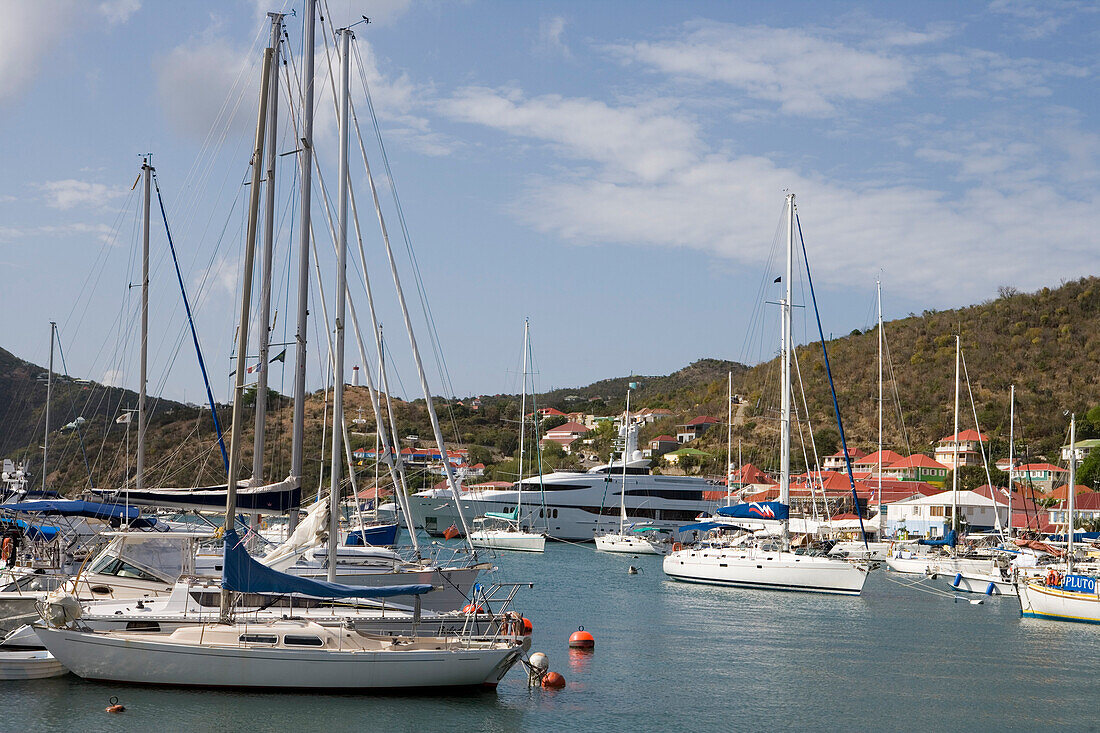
959;348;1005;540
353;44;461;419
795;212;868;549
153;171;230;473
52;330;94;490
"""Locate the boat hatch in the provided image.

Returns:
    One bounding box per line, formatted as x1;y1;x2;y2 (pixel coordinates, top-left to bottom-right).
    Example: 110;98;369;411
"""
239;634;278;645
284;635;324;647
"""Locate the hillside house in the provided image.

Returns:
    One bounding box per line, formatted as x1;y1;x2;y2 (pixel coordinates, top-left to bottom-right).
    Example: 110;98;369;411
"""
1009;463;1068;492
885;490;1008;537
822;447;867;471
1062;438;1100;463
647;435;679;457
540;421;589;453
884;454;950;484
677;416;720;443
934;429;988;469
853;449;906;475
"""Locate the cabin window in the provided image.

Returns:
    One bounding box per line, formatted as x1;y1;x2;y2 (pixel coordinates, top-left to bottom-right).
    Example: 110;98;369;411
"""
283;635;324;647
239;634;278;645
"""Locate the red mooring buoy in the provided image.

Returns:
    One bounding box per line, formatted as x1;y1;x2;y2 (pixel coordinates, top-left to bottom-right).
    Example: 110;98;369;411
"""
568;626;595;650
542;671;566;689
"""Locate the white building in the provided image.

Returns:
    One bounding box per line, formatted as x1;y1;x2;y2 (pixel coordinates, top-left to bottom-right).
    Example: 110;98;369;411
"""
884;490;1008;538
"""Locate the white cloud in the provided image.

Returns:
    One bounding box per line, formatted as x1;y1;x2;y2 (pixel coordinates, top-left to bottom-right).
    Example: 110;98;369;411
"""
39;179;128;210
155;35;259;141
97;0;140;25
0;222;116;244
439;87;700;181
536;16;571;58
986;0;1095;40
607;22;915;117
0;0;78;103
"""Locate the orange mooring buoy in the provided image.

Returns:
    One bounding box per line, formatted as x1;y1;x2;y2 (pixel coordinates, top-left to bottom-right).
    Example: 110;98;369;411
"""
542;671;566;689
105;696;125;713
568;626;594;650
521;617;533;635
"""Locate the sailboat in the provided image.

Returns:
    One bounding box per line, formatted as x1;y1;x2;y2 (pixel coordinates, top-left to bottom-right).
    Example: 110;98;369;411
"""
1018;414;1100;622
470;320;546;552
662;194;870;595
36;15;529;688
595;382;672;555
885;337;1003;577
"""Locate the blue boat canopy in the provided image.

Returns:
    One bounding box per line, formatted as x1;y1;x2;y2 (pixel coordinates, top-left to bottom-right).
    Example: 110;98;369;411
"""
0;500;157;529
918;530;957;547
678;521;727;533
0;517;60;541
716;502;789;521
221;528;433;599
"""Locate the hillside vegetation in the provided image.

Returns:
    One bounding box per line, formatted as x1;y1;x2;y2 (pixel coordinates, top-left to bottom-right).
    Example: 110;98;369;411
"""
4;277;1099;495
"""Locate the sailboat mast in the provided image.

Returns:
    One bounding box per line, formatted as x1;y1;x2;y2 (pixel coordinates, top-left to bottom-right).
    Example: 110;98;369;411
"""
620;384;631;534
137;159;152;493
877;280;883;528
727;370;732;507
42;322;56;492
289;0;317;531
220;45;273;621
328;28;353;583
252;12;284;484
1007;384;1015;535
1067;414;1076;572
517;320;529;524
951;335;960;539
780;193;793;508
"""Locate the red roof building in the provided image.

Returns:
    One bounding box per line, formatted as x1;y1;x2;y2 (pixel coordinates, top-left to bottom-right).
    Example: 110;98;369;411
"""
540;421;589;453
854;449;906;473
822;447;867;471
935;429;989;469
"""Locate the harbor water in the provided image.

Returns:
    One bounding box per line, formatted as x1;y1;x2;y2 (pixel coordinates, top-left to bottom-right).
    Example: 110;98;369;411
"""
0;540;1096;731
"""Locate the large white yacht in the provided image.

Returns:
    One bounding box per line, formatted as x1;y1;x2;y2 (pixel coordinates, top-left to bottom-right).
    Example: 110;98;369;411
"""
404;427;721;542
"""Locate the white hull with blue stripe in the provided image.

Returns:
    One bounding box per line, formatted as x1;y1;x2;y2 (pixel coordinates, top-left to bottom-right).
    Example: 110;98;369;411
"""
663;545;869;595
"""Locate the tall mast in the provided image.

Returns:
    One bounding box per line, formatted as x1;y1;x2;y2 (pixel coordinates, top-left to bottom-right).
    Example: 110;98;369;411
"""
780;193;793;509
877;279;883;530
327;27;353;582
726;370;732;507
517;320;529;526
1067;414;1076;573
951;335;960;543
220;45;273;621
1007;384;1015;536
252;12;284;484
42;322;56;491
288;0;317;531
620;384;632;534
137;159;152;493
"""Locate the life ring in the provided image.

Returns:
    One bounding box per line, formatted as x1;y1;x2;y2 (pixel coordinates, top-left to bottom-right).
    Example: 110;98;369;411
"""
672;542;683;552
1046;569;1058;587
0;537;11;563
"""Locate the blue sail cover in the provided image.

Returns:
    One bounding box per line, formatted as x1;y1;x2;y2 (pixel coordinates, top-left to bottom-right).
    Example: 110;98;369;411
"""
0;500;157;528
678;521;727;533
716;502;789;521
918;530;957;547
221;528;432;599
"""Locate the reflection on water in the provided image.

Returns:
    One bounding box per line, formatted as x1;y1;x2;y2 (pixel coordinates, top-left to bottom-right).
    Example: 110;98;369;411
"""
0;541;1097;731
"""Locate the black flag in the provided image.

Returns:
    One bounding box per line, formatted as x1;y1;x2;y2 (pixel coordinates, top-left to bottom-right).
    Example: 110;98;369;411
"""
773;276;782;283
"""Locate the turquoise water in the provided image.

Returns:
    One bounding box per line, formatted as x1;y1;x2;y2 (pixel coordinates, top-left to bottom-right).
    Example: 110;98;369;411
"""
1;541;1096;732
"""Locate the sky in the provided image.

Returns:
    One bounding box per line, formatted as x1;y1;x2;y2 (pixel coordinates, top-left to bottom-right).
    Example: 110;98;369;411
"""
0;0;1098;406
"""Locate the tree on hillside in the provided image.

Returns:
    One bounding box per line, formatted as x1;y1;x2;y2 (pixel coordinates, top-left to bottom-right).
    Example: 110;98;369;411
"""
947;465;1009;491
1076;451;1100;490
540;415;568;432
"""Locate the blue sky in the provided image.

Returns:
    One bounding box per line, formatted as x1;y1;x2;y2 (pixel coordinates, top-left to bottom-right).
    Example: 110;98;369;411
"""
1;0;1098;404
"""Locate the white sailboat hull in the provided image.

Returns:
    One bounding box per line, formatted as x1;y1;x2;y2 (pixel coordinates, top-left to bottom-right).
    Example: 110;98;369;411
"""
947;571;1018;596
36;625;527;689
1019;581;1100;624
594;533;668;555
663;547;868;595
469;531;545;553
0;650;67;680
885;555;996;576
